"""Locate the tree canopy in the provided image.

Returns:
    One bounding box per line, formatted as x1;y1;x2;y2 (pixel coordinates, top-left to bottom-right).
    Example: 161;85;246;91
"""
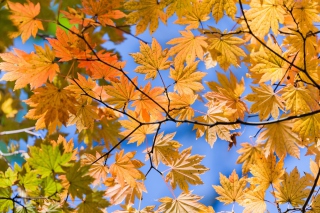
0;0;320;212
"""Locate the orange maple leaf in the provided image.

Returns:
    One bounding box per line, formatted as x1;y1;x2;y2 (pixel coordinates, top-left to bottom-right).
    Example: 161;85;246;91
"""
82;0;126;26
8;1;44;43
24;83;77;133
0;44;59;90
109;150;145;187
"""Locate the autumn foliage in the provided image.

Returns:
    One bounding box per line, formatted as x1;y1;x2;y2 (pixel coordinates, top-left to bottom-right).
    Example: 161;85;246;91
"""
0;0;320;212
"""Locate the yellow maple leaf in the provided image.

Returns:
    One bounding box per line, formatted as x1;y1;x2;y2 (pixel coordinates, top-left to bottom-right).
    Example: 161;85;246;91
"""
281;84;319;115
206;26;246;70
245;0;286;36
209;0;237;22
258;120;301;158
213;170;246;204
81;152;108;186
167;30;208;65
106;76;140;109
205;71;248;120
125;0;167;35
193;104;238;147
168;92;197;122
170;61;206;94
165;147;209;192
119;110;158;146
109;150;145;187
308;194;320;213
66;74;98;104
236;142;263;174
292;112;320;142
173;1;210;30
145;132;182;167
248;154;284;192
250;38;289;84
131;38;170;80
310;159;320;186
166;0;193;18
240;185;267;213
274;167;311;207
24;83;77;133
105;181;147;205
157;191;208;213
245;84;285;120
8;1;44;43
291;0;320;34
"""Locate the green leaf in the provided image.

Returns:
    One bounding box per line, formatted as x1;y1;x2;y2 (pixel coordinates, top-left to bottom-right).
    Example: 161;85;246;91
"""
61;162;94;200
77;191;110;213
0;168;17;188
27;144;72;178
0;188;12;212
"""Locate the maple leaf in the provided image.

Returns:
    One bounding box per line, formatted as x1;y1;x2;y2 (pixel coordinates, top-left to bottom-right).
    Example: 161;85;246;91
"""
248;154;284;192
59;162;94;200
168;92;197;122
308;194;320;213
0;44;59;90
82;0;126;26
109;150;145;187
81;152;108;186
114;204;155;213
105;181;146;205
165;147;209;192
240;186;267;213
125;0;167;35
245;84;285;120
76;191;110;213
157;191;208;213
0;188;12;212
145;132;182;167
105;76;139;109
66;74;98;104
119;110;157;145
281;83;319;115
205;71;248;120
205;27;246;70
8;1;44;43
166;0;192;18
131;82;167;122
236;142;263;174
24;83;77;133
244;0;286;36
47;27;91;62
291;0;320;34
167;30;208;65
292;112;320;142
170;61;206;94
250;39;288;84
310;159;320;186
213;170;246;204
173;1;210;30
27;144;72;178
208;0;237;22
258;120;301;158
274;167;311;206
78;50;126;81
193;104;238;147
0;168;17;188
131;38;170;80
